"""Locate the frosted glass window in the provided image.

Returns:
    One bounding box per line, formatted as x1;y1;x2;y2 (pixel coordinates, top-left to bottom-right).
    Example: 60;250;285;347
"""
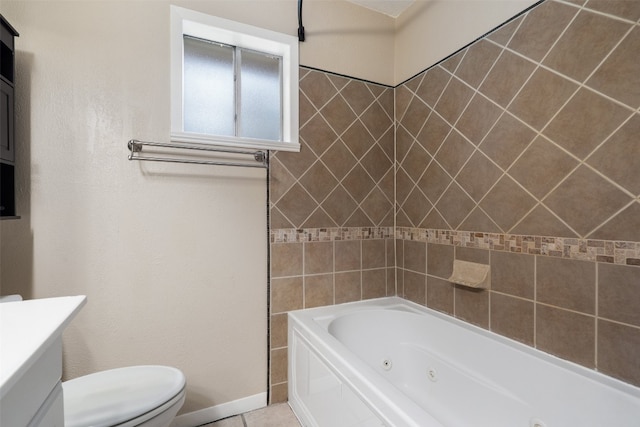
170;6;299;151
183;36;235;136
239;49;282;141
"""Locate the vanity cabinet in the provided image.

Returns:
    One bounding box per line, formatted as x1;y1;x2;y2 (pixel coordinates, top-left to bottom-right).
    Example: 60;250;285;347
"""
0;296;87;427
0;14;18;218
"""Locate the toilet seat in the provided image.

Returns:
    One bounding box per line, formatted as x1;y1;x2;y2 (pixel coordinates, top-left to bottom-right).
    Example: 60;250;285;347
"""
63;365;186;427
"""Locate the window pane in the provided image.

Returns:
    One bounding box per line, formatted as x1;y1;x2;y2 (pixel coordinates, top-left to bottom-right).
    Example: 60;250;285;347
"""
183;36;235;136
239;49;282;141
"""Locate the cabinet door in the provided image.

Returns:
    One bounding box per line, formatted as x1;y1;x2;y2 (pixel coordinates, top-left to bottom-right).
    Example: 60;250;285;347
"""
0;79;14;163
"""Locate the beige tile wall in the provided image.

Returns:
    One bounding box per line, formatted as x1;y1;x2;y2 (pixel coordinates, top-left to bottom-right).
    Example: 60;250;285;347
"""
397;241;640;386
395;0;640;390
269;0;640;403
269;69;395;401
397;0;640;238
269;236;396;402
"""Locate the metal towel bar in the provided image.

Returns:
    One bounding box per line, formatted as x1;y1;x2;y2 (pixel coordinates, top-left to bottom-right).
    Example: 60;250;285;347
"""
127;139;268;168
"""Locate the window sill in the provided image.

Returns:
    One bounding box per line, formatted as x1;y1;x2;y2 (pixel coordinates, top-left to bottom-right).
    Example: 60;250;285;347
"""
171;132;300;153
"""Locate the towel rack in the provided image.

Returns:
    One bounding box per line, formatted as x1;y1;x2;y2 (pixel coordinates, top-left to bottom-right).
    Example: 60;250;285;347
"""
127;139;268;168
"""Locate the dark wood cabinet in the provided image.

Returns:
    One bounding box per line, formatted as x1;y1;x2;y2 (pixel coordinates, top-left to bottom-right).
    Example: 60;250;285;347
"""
0;14;18;218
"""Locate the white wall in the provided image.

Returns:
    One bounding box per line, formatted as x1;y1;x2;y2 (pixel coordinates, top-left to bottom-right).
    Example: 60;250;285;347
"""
0;0;269;415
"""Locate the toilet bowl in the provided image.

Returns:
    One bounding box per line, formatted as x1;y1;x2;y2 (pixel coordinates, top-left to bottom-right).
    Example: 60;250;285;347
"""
63;365;186;427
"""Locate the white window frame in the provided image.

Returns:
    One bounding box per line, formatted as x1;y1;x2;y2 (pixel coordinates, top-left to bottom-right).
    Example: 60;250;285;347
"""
170;6;300;152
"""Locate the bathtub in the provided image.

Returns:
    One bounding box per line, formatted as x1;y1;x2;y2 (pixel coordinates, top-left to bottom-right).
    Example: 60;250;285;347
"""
288;297;640;427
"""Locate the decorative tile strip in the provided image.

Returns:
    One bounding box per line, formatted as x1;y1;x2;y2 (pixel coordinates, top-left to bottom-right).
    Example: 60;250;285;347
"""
394;227;640;267
270;227;394;243
271;227;640;266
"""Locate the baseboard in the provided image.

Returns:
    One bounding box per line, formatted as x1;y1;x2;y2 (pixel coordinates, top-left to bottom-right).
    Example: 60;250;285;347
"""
170;392;267;427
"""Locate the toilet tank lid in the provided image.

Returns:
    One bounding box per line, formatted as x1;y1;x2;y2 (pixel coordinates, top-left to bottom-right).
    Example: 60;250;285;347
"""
63;365;186;427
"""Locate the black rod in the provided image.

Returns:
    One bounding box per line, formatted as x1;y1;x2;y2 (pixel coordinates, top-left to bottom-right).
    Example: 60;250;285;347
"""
298;0;305;42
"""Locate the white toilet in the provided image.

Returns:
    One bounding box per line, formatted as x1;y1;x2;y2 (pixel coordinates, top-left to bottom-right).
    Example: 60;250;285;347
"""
0;295;185;427
63;365;186;427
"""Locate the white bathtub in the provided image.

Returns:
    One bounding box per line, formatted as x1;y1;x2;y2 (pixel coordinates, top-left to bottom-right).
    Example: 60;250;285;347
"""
288;297;640;427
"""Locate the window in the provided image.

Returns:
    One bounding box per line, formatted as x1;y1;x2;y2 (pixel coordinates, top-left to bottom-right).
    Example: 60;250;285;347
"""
170;6;299;152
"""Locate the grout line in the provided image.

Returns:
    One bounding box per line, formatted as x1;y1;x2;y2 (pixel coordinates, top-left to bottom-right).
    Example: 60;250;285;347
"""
595;261;599;371
533;254;537;348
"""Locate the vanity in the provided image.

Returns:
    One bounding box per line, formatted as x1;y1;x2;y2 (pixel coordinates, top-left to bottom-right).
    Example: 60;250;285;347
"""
0;296;86;426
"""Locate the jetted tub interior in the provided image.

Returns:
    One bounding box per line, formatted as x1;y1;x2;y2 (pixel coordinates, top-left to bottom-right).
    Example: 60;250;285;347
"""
288;297;640;427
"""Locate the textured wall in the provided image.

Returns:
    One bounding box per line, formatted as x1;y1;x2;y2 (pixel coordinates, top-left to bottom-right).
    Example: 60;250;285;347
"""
0;1;269;415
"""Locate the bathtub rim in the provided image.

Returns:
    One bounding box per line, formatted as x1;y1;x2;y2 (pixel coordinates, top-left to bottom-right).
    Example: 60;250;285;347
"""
288;296;640;400
288;301;445;427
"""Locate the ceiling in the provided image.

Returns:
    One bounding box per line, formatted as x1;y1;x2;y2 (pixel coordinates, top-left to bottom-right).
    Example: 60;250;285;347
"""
346;0;416;18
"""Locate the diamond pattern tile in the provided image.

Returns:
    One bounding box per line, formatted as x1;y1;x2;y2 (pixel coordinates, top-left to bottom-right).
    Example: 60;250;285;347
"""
479;113;536;169
320;142;357;181
508;67;579;130
454;39;502;89
342;165;376;203
420;208;450;229
435;183;476;229
321;186;358;226
456;151;503;202
544;166;631;236
508;0;578;62
510;205;578;238
360;101;393;140
416;112;451;156
270;157;296;203
272;69;393;229
415;66;451;107
362;187;393;225
455;94;503;143
434;130;475;177
340;81;375;115
299;161;338;203
587;26;640;109
458;207;501;233
274;0;640;244
401;143;431;183
320;95;357;136
401;187;431;227
586;114;640;196
509;137;578;199
434;77;475;125
400;98;430;137
418;161;452;205
299;114;338;156
586;0;640;21
542;88;631;160
361;144;392;182
480;176;537;232
542;10;631;82
299;70;337;109
589;201;640;242
342;120;376;159
479;50;536;108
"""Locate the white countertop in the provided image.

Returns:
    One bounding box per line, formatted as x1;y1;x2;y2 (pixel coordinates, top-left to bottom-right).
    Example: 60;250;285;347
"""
0;295;87;399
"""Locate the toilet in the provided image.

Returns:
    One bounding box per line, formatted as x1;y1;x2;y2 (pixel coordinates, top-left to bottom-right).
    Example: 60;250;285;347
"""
0;295;185;427
63;365;186;427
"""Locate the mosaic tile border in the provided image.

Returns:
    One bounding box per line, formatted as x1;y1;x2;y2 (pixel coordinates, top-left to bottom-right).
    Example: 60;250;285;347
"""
270;227;394;243
271;226;640;266
396;227;640;266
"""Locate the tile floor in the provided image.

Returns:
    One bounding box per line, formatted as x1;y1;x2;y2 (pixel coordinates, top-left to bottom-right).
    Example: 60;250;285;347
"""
199;403;302;427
